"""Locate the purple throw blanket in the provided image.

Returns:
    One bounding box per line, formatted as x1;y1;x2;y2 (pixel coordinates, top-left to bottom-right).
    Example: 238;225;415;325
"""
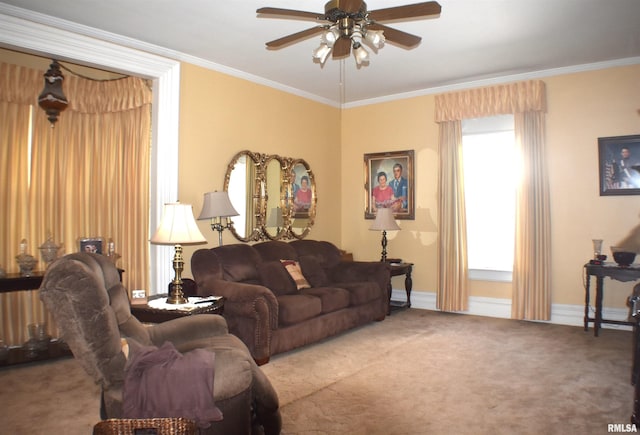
122;341;223;428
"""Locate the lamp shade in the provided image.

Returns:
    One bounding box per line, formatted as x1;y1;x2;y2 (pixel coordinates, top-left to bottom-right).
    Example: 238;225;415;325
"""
369;207;400;231
197;191;239;220
150;203;206;245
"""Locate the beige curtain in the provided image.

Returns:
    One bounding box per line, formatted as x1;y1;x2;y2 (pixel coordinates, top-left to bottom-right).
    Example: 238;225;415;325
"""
436;120;468;311
512;111;551;319
434;80;550;320
0;61;152;345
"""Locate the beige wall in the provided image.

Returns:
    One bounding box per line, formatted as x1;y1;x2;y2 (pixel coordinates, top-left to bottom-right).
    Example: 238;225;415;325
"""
6;47;639;310
177;63;342;275
341;64;640;308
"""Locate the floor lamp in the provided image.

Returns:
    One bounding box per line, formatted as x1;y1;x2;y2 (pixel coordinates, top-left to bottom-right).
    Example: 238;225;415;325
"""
150;202;206;304
369;207;401;262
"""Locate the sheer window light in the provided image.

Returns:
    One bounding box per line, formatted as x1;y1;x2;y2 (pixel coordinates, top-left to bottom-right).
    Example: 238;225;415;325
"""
462;115;516;281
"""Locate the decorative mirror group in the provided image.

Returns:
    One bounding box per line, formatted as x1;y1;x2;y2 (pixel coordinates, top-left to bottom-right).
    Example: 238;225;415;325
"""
224;150;316;241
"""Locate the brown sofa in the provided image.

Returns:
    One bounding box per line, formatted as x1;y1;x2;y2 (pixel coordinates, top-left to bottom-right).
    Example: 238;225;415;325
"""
191;240;390;365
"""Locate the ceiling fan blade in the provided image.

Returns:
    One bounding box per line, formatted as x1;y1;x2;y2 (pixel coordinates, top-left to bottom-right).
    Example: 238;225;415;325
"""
338;0;364;14
367;23;422;48
265;26;325;49
257;7;326;22
368;1;441;22
332;37;352;58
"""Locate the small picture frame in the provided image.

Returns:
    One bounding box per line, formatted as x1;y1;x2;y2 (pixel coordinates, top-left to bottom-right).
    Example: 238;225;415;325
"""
598;134;640;196
78;237;103;254
364;150;415;219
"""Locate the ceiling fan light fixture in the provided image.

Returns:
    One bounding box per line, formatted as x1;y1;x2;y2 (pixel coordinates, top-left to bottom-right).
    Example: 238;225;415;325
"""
313;43;332;64
364;29;385;49
352;41;369;66
322;27;340;47
258;1;442;67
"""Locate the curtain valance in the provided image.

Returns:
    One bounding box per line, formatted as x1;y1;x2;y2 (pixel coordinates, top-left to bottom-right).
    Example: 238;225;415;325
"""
0;61;152;112
434;80;546;122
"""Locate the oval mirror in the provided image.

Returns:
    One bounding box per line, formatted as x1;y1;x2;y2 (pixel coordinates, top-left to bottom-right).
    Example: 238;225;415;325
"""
224;150;263;242
264;155;286;240
288;159;316;239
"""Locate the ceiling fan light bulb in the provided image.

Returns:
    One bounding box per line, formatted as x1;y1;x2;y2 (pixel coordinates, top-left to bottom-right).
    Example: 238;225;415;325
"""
365;30;385;49
353;43;369;65
322;28;339;48
313;44;332;64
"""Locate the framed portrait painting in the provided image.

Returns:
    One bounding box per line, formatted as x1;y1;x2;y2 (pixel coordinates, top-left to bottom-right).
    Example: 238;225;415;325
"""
364;150;415;219
598;134;640;196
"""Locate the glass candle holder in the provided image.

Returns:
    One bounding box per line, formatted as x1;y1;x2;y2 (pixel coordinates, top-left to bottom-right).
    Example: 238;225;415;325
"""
592;239;603;260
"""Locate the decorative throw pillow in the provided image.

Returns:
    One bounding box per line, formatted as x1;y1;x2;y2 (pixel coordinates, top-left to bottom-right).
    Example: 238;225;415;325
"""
279;259;311;290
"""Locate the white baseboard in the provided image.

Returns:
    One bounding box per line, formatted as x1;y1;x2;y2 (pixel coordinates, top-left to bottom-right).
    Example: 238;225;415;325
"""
391;288;633;331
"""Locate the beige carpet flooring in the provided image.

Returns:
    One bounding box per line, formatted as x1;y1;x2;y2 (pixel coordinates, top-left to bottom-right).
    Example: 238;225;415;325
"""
0;309;634;434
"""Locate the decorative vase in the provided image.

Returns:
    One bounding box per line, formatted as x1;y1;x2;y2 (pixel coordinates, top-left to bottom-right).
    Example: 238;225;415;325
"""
24;323;49;358
16;253;37;277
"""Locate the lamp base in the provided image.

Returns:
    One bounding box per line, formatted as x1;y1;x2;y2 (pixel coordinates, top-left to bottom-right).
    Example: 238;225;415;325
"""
166;282;188;304
165;244;188;304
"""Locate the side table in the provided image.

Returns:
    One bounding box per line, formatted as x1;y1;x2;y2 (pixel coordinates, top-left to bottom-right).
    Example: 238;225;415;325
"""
584;262;638;336
131;295;225;323
388;262;413;313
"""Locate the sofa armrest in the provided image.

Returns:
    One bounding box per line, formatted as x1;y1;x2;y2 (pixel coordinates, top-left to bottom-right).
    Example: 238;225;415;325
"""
328;260;391;293
147;314;228;347
196;278;278;363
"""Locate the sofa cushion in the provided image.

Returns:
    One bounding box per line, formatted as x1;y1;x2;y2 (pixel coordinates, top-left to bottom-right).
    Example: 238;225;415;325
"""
253;241;298;262
299;287;350;314
333;281;381;306
213;244;262;283
257;261;297;296
290;240;342;269
298;255;329;287
276;294;322;326
280;260;311;290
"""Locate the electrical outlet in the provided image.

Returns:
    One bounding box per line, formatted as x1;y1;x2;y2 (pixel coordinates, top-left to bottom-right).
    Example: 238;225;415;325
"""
131;289;147;304
132;289;146;299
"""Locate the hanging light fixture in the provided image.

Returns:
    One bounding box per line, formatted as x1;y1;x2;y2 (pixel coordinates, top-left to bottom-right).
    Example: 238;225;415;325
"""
259;1;443;68
38;60;68;126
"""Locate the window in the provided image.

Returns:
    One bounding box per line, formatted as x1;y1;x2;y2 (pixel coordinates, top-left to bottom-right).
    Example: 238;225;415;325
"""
462;115;516;281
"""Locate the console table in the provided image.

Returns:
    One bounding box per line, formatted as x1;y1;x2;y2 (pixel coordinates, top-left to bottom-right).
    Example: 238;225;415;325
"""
0;272;45;293
584;262;639;337
0;269;123;293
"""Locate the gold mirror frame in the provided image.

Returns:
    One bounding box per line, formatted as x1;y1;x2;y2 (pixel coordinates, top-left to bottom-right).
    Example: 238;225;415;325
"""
224;151;316;241
285;158;316;240
224;150;264;242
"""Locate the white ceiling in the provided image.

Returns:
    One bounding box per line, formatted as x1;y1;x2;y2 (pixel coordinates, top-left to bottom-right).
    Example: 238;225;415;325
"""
1;0;639;106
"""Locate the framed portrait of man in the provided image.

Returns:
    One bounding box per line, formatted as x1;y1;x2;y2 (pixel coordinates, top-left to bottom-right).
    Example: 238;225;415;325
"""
599;134;640;196
364;150;415;219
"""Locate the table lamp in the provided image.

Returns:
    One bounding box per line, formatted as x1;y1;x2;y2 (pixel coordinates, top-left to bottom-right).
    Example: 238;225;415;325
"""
150;202;206;304
198;191;239;246
369;207;400;262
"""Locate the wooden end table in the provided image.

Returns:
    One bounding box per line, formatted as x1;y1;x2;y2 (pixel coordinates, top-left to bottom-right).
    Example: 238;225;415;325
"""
131;295;225;323
388;262;413;313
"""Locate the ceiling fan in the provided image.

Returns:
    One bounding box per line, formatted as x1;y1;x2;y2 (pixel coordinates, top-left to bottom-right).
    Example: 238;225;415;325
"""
257;1;442;66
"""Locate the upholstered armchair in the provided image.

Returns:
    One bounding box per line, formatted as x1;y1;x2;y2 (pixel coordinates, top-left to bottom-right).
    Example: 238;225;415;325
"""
39;252;281;435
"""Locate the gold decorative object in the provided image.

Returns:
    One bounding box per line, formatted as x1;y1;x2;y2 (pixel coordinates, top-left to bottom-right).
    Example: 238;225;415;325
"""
105;238;121;265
